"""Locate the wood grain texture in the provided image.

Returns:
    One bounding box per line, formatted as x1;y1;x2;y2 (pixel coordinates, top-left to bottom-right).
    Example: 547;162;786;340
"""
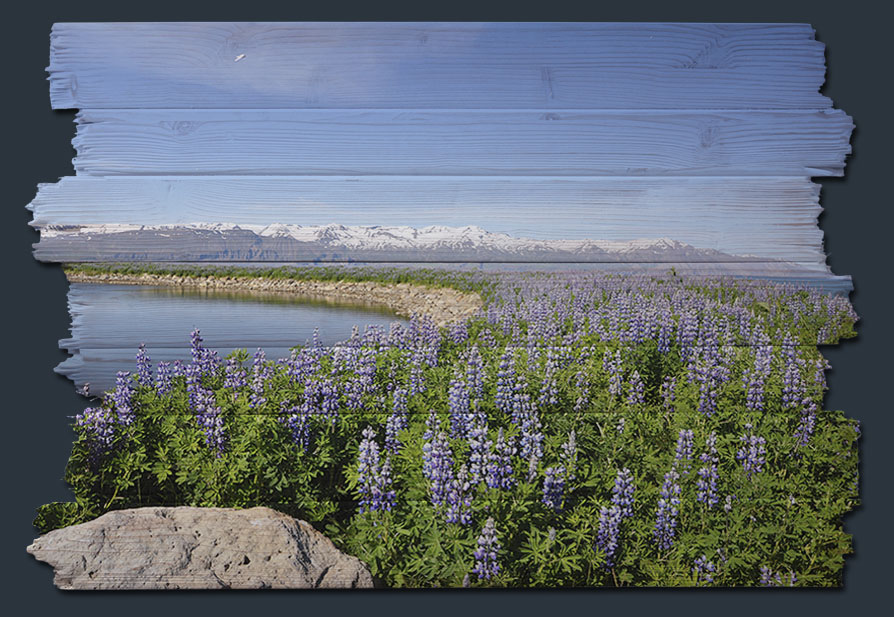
28;176;826;264
49;22;831;110
72;109;853;177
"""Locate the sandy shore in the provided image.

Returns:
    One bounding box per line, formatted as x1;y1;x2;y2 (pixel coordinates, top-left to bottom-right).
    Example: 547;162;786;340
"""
65;271;483;327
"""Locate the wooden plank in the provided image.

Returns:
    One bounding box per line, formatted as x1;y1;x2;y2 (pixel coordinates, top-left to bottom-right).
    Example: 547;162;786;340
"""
49;22;831;110
28;176;826;264
72;109;853;177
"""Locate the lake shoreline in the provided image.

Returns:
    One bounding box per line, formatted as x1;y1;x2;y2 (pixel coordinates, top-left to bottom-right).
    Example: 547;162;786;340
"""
64;271;482;327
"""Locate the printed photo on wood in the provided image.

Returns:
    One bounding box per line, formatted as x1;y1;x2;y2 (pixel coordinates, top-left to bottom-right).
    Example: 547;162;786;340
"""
26;22;859;589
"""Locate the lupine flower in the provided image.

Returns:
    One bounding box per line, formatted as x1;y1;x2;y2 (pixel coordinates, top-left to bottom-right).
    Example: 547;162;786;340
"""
603;349;624;398
75;406;116;465
615;417;626;434
448;375;471;438
494;349;515;414
654;468;681;550
385;387;409;453
445;462;473;524
249;348;272;410
224;357;247;391
467;421;491;485
736;424;767;478
724;494;735;513
538;347;559;407
518;410;544;465
135;344;153;387
471;518;500;580
280;402;311;452
794;401;818;447
573;365;589;412
526;453;539;484
696;432;720;508
110;371;135;425
356;426;395;513
485;428;516;490
693;555;717;585
541;465;566;512
626;370;645;406
192;385;225;456
422;431;454;508
660;375;676;411
465;345;484;402
759;566;797;587
155;361;172;397
673;429;695;475
595;505;623;568
611;468;636;518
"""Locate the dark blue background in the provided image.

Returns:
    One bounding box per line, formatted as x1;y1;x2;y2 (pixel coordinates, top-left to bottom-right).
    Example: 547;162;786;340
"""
3;1;890;612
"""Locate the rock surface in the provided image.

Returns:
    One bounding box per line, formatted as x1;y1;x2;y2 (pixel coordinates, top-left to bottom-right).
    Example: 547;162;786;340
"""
26;506;375;590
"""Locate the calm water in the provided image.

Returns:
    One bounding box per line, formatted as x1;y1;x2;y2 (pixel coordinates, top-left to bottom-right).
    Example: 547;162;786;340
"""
57;283;408;394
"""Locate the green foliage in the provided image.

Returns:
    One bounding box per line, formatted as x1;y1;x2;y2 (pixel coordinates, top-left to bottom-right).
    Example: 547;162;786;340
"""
41;269;861;587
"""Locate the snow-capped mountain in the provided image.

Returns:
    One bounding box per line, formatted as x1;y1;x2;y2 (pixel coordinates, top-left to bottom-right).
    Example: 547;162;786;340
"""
35;222;767;263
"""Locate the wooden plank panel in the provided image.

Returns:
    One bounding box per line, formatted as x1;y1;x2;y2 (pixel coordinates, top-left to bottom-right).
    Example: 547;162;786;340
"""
72;109;853;177
28;176;826;264
49;22;831;110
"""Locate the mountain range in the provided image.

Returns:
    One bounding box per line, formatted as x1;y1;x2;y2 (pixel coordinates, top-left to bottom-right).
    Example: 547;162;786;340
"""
35;222;769;263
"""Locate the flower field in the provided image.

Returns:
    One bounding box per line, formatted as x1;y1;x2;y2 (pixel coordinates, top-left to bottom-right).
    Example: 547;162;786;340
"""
36;269;861;587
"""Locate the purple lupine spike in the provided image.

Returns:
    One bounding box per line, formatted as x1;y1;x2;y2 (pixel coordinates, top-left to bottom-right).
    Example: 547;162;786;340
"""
75;406;117;466
696;432;720;508
693;555;717;586
189;328;204;364
471;517;500;580
135;344;153;387
495;349;515;414
538;347;559;407
595;504;623;568
736;423;767;478
486;428;516;490
467;421;491;485
450;321;469;346
660;375;676;411
356;426;395;513
445;462;473;525
155;361;172;397
615;417;626;434
422;431;454;508
224;357;247;391
604;349;624;398
465;345;484;402
249;348;272;410
573;364;589;413
280;401;311;452
518;410;544;466
653;468;681;550
760;566;797;587
611;468;636;518
191;384;225;456
385;387;409;454
110;371;135;425
626;369;645;406
794;400;818;447
448;374;472;438
541;465;566;512
526;453;539;484
673;429;695;475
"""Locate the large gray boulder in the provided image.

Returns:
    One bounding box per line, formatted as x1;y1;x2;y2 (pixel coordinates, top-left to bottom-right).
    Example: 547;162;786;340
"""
26;506;375;590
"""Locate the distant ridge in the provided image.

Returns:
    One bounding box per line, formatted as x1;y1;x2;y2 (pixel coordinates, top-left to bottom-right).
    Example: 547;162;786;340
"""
37;222;771;263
